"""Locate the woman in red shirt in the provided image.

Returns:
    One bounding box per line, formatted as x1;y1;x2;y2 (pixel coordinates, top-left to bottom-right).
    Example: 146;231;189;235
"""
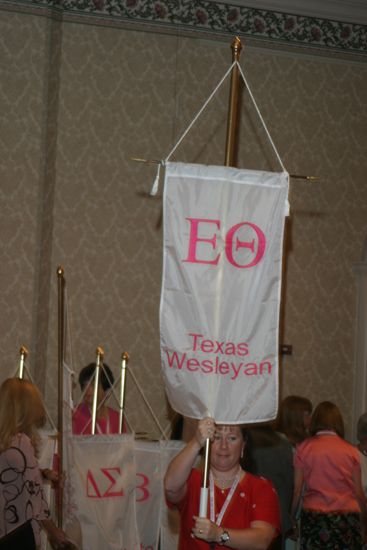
165;417;280;549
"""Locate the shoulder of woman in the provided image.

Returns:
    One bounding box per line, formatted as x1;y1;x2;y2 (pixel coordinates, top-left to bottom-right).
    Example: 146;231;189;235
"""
243;472;278;501
293;437;309;453
3;433;35;463
344;440;363;457
11;432;32;447
243;471;272;489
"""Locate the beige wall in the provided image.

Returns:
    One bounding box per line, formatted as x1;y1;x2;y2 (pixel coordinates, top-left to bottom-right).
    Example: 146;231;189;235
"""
1;7;367;438
0;11;57;389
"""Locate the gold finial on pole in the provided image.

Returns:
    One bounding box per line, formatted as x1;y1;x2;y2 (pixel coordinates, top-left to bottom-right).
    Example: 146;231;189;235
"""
91;347;104;435
56;265;65;529
18;345;28;379
224;37;243;167
96;346;104;359
119;352;130;434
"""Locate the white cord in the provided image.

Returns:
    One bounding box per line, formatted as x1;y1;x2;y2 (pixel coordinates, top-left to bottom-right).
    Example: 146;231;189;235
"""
128;367;168;440
150;61;236;196
236;61;287;173
150;58;288;197
165;61;236;162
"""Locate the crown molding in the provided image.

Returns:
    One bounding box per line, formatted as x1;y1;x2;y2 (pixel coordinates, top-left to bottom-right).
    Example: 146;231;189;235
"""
215;0;367;25
0;0;366;59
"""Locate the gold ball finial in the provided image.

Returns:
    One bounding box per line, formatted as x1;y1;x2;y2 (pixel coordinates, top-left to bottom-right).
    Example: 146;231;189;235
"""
96;346;104;360
122;352;130;363
57;265;64;277
19;345;28;357
231;36;242;59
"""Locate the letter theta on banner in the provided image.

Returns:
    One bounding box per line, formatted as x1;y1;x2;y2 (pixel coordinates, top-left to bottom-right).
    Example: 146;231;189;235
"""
160;162;289;424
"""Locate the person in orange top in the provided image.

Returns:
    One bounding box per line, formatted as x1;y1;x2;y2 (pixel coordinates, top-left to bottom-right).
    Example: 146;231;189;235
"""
292;401;367;548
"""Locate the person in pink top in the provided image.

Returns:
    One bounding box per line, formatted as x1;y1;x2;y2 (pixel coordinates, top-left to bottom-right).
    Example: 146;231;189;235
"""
72;363;123;435
292;401;367;549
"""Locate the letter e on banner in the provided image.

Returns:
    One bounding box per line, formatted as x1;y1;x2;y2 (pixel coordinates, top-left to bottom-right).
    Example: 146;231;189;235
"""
183;218;220;265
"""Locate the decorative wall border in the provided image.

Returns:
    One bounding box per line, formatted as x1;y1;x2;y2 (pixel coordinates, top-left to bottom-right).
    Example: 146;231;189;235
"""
1;0;367;56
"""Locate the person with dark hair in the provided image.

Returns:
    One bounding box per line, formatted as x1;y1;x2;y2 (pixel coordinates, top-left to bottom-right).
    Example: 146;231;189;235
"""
276;395;312;447
72;363;124;435
243;426;294;549
275;396;313;549
165;418;280;549
357;412;367;496
292;401;367;549
0;378;71;549
170;413;184;440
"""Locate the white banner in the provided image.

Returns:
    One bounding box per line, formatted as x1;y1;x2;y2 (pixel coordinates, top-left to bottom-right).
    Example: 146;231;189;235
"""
68;434;139;550
39;431;58;550
63;436;184;550
160;162;289;423
134;441;161;550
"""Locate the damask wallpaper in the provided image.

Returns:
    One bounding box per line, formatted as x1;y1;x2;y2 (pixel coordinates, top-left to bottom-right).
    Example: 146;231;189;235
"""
1;3;367;439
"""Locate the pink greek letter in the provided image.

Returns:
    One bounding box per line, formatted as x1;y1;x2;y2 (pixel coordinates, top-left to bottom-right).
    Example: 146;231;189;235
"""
183;218;220;265
225;222;266;268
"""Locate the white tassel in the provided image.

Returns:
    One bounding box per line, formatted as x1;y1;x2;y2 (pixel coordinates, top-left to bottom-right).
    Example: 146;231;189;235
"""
150;162;163;196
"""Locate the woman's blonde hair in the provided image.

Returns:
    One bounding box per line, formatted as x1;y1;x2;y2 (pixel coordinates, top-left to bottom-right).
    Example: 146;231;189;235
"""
0;378;45;452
